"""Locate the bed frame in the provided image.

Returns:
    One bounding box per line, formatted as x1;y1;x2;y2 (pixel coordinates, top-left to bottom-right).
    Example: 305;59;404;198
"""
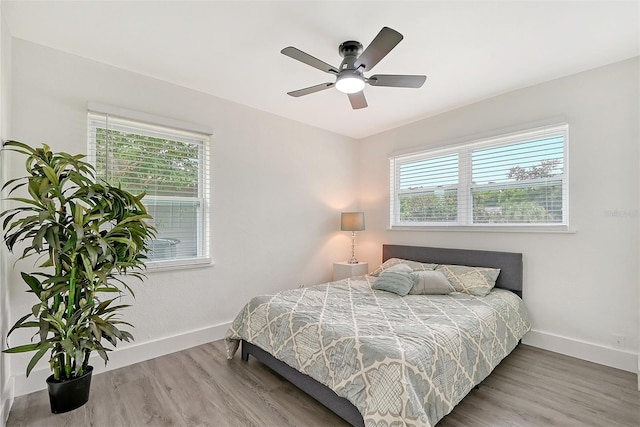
241;245;524;426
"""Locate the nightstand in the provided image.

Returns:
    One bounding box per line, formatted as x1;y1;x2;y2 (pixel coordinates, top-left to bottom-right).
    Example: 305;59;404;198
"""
333;262;368;281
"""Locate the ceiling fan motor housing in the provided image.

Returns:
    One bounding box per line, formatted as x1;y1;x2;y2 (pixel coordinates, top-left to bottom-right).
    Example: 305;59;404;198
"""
339;41;363;70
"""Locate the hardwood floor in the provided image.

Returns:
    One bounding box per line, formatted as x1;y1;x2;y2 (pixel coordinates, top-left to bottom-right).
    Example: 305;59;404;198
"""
6;341;639;426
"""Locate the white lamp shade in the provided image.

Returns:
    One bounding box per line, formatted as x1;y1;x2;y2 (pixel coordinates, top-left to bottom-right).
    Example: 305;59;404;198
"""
341;212;365;231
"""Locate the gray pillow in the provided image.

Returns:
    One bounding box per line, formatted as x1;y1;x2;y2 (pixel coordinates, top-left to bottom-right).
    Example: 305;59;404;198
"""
409;270;455;295
435;264;501;296
370;258;437;277
384;263;413;273
372;271;418;296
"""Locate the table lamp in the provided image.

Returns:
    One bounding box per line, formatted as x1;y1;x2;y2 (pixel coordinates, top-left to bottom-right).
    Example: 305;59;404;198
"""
341;212;365;264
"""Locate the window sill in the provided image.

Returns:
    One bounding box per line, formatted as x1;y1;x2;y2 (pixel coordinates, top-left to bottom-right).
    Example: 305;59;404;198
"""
145;257;213;272
388;225;576;234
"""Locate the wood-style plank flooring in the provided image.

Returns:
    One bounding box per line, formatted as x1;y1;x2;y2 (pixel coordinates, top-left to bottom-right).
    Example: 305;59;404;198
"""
6;341;640;426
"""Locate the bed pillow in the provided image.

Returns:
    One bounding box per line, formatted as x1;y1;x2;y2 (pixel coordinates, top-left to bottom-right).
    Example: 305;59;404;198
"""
372;271;418;296
435;264;500;296
370;258;437;277
408;270;456;295
383;263;413;273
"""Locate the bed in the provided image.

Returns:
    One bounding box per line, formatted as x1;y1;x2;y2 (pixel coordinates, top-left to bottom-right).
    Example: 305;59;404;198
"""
225;245;530;426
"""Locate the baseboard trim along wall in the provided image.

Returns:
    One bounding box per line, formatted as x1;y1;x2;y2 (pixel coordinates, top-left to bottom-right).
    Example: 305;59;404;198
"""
12;321;231;397
523;329;638;373
11;324;637;398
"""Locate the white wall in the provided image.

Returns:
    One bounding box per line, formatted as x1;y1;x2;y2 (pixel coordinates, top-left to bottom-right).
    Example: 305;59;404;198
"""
0;6;12;425
5;39;359;395
3;36;638;405
357;58;640;372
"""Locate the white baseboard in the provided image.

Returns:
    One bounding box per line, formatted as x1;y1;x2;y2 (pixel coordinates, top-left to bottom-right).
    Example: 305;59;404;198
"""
523;329;638;373
12;321;231;397
1;376;14;427
10;324;638;397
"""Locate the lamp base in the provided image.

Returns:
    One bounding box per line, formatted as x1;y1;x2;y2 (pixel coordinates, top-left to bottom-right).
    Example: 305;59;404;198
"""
348;231;359;264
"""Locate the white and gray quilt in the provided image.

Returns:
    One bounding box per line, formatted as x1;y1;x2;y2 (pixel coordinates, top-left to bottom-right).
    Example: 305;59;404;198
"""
225;276;530;427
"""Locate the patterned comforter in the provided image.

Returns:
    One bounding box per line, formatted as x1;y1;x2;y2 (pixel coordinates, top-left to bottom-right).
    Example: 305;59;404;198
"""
225;276;530;426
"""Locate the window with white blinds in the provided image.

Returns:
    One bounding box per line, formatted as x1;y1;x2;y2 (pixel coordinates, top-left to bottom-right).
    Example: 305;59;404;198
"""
88;106;211;267
390;123;568;228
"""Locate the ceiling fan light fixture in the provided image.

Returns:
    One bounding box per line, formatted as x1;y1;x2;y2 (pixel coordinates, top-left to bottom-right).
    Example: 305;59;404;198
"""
335;74;365;94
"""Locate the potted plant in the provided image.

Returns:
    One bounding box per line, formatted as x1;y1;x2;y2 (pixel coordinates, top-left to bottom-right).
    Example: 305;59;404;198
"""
1;140;156;413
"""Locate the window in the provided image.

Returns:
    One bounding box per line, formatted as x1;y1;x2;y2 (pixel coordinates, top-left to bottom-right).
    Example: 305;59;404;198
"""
390;123;568;228
88;104;211;268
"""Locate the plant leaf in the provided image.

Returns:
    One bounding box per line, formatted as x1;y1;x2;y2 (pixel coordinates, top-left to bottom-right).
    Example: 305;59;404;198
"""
26;344;52;377
60;338;75;355
3;343;40;353
7;313;34;336
31;303;41;318
90;321;101;341
39;314;50;342
20;273;43;298
96;348;109;364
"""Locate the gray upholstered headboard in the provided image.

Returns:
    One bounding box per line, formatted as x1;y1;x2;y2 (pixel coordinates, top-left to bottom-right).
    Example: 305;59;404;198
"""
382;245;523;297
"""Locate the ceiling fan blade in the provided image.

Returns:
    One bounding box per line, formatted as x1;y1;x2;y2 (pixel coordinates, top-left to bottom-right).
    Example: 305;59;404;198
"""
368;74;427;88
354;27;403;72
348;91;368;110
281;47;339;75
287;83;334;97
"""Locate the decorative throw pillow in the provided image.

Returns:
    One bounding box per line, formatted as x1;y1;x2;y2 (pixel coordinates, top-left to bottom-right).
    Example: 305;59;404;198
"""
384;263;413;273
372;271;418;296
370;258;437;277
435;264;501;296
409;270;456;295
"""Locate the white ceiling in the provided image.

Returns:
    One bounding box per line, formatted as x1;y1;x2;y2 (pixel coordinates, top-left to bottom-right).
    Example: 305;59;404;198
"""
3;1;639;139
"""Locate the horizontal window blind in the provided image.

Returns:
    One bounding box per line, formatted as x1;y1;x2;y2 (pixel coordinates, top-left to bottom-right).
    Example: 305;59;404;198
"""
88;111;211;265
390;123;568;227
395;153;459;223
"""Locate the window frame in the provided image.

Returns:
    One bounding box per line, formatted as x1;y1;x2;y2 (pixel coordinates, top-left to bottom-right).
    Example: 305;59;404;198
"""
87;103;212;270
390;123;569;230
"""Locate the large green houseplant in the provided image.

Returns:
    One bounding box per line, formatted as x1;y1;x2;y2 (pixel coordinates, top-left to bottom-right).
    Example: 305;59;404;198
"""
1;140;155;412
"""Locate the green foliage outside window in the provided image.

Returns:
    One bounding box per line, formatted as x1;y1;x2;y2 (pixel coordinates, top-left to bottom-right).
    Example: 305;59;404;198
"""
95;128;199;197
400;190;457;222
472;182;563;224
399;160;563;224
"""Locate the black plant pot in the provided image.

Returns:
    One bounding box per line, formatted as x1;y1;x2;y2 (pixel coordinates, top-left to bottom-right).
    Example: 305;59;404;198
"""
46;366;93;414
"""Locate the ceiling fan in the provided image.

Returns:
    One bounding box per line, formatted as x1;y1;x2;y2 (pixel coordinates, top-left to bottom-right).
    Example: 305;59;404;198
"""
281;27;426;110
